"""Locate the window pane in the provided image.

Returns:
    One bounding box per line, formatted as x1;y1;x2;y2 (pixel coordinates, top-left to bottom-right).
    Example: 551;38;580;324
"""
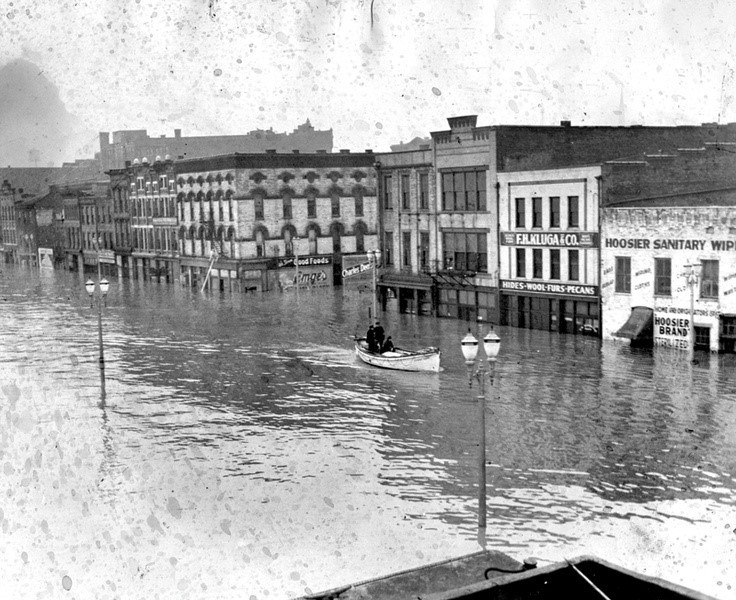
516;248;526;278
700;260;719;298
568;196;579;228
515;198;525;228
655;258;671;295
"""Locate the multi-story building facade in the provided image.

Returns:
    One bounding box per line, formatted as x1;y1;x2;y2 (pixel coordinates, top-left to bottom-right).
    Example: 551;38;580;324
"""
375;145;435;314
601;147;736;353
376;116;736;329
79;181;116;276
109;169;133;276
123;157;178;282
497;165;601;335
174;151;379;293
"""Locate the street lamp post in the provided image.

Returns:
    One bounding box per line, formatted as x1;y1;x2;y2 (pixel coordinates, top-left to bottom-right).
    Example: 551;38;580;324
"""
460;318;501;530
86;276;110;400
367;249;382;322
683;262;701;359
294;237;300;298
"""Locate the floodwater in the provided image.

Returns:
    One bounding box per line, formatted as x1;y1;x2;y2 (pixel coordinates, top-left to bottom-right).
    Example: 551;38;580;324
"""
1;265;735;599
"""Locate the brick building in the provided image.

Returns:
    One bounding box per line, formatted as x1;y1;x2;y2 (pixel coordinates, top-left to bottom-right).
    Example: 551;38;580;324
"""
98;120;334;171
173;151;379;293
600;147;736;353
375;116;736;330
498;165;601;335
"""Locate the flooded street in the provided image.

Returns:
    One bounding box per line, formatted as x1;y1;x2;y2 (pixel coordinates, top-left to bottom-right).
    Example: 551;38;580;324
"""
1;265;735;599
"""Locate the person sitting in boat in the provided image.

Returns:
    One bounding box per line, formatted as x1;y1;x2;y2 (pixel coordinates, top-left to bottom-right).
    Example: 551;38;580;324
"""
381;336;394;353
366;324;377;353
374;322;385;351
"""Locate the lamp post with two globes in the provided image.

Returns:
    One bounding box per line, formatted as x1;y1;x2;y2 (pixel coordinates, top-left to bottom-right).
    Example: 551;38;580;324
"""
460;318;501;529
86;276;110;400
366;249;382;322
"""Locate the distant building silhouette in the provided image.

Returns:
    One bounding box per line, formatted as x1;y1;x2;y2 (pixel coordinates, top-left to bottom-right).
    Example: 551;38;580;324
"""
98;120;334;171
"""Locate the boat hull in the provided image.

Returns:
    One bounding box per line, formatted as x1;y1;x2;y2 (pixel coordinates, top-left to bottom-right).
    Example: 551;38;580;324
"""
354;340;440;373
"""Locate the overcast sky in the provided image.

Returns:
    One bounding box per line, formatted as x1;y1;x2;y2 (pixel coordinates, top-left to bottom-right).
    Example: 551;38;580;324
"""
2;0;736;164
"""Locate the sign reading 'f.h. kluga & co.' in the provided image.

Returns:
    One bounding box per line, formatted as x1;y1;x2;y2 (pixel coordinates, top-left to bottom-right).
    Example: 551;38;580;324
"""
500;232;599;247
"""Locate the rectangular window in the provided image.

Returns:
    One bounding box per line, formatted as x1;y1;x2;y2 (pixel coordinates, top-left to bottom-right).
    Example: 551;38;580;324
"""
515;198;525;228
283;197;292;219
402;231;411;267
550;249;561;280
383;175;392;209
307;196;316;218
655;258;671;296
568;196;579;228
516;248;526;278
700;260;719;298
355;194;363;217
615;257;631;293
218;201;224;221
384;231;394;265
401;174;410;210
419;173;429;210
549;197;560;228
442;232;488;273
533;248;543;279
189;200;194;221
532;197;542;228
568;249;579;281
420;231;429;270
441;170;486;211
254;196;264;220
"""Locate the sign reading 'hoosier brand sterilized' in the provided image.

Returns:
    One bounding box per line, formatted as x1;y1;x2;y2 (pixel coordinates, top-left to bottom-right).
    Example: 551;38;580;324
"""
500;232;599;247
500;279;599;296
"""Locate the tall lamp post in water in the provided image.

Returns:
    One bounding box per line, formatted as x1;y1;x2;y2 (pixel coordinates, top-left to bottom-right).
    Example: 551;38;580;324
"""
460;318;501;529
85;276;110;401
367;249;382;322
683;262;701;359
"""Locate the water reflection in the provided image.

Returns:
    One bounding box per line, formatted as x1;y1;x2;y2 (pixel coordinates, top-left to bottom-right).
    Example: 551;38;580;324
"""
1;266;736;599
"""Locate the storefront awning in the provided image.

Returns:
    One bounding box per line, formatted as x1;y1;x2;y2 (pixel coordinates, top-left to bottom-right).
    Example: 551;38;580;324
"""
615;306;653;340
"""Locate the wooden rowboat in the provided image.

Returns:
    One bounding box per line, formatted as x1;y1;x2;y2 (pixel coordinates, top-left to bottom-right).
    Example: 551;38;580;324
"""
354;338;441;373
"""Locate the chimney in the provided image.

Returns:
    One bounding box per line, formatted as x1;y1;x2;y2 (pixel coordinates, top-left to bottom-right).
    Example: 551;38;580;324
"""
560;120;571;127
339;149;351;154
266;149;277;154
365;149;374;154
124;160;131;168
316;150;327;154
419;144;430;150
174;129;181;138
292;149;300;154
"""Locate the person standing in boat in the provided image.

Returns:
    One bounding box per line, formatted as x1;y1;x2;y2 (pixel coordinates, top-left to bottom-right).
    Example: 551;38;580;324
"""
366;324;377;353
374;322;385;352
381;336;394;353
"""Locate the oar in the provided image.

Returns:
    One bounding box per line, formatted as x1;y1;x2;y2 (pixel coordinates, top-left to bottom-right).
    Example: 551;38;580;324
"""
565;559;613;600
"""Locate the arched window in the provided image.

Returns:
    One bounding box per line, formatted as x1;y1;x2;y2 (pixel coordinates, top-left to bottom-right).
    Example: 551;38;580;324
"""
308;227;318;255
178;226;187;240
282;224;297;257
354;221;368;253
353;186;365;217
329;222;344;254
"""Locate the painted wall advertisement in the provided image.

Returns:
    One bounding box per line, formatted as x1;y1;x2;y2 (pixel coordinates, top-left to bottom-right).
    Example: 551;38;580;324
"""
277;255;332;290
500;279;598;297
